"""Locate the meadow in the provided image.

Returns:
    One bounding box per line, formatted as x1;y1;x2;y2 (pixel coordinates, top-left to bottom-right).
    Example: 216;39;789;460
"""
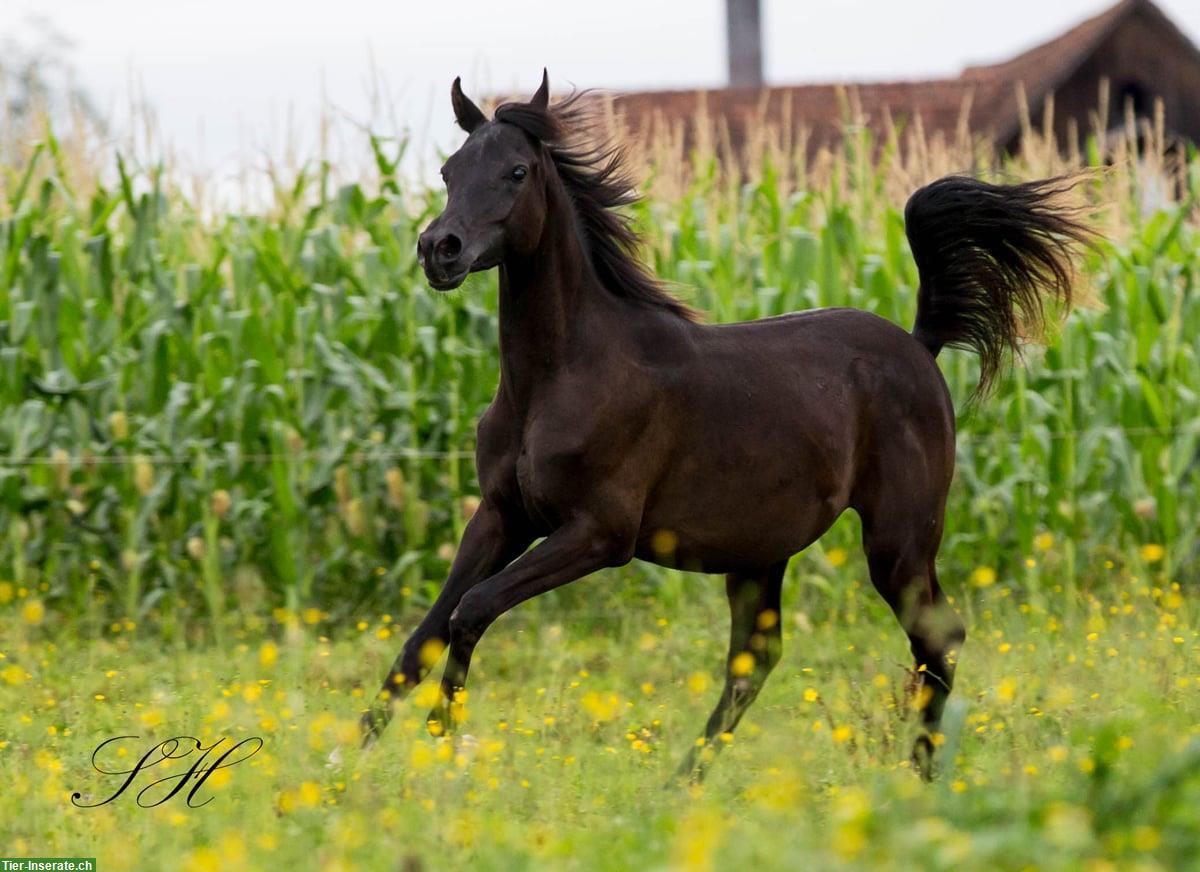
0;100;1198;869
2;575;1199;869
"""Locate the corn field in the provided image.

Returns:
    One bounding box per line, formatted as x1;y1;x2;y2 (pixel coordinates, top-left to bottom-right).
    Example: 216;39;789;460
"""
0;111;1197;641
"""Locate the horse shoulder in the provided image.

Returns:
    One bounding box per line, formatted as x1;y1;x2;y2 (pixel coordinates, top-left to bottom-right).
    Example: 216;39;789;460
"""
474;398;523;507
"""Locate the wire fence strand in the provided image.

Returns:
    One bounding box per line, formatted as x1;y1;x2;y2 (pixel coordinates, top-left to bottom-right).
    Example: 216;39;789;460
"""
0;447;476;467
0;423;1197;468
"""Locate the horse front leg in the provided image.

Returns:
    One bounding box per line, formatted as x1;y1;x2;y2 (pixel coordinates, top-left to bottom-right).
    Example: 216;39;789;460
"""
361;501;530;747
426;517;632;735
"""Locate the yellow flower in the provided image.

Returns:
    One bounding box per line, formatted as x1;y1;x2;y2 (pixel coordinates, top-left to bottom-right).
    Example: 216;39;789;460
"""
410;743;433;769
832;725;854;743
756;610;778;630
996;677;1017;702
650;528;678;557
671;807;726;872
831;788;869;858
1131;826;1161;852
970;567;997;588
183;847;221;872
277;791;297;814
1034;532;1054;552
729;652;755;677
297;781;321;807
418;638;446;668
686;672;710;695
580;691;620;722
259;641;278;668
827;548;848;568
34;750;62;772
414;683;442;709
2;665;28;685
0;581;13;604
1140;544;1165;564
803;688;819;702
21;600;45;625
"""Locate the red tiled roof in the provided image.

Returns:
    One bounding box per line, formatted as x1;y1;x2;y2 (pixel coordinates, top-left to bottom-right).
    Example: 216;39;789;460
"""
613;0;1180;152
959;0;1141;141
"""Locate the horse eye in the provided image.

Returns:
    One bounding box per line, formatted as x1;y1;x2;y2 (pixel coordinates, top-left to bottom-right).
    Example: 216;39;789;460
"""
509;165;528;182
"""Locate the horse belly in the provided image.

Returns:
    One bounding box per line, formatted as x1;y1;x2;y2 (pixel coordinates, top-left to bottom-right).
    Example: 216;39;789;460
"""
635;449;850;573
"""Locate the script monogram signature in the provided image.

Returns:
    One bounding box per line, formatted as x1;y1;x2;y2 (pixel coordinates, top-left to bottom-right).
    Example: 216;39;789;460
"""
71;735;263;808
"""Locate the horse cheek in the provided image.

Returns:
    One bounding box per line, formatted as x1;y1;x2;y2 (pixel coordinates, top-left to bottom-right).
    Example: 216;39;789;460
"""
508;191;546;256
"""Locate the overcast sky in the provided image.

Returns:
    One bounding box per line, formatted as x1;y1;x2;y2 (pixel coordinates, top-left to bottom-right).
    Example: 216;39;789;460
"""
3;0;1199;175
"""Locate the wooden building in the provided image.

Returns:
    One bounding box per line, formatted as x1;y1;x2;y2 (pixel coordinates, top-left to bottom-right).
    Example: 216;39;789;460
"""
615;0;1200;155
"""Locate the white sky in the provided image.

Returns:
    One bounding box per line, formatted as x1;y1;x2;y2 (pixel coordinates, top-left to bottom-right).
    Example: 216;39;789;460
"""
3;0;1199;176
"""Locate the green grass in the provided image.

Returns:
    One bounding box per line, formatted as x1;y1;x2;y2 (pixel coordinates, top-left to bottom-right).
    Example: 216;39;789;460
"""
2;575;1198;870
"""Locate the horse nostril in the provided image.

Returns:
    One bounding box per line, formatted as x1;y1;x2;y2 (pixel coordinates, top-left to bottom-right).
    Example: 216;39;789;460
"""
435;234;462;265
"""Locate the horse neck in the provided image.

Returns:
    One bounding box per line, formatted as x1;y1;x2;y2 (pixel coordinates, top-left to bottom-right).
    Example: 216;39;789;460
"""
497;182;611;405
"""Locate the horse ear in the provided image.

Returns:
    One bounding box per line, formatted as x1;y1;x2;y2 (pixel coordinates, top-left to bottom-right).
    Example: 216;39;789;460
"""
530;68;550;110
451;77;487;133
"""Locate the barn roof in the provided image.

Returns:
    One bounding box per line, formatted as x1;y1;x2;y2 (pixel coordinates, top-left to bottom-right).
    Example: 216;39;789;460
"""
613;0;1199;152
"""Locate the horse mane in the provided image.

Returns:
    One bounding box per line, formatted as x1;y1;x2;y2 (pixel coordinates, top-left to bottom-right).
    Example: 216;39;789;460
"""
493;93;697;321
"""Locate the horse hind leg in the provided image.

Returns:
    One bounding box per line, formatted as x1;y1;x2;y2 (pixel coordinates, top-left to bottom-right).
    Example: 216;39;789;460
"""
673;562;786;784
860;502;965;781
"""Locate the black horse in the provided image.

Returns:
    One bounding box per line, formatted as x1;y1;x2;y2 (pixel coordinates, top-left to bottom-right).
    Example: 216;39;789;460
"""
362;71;1093;781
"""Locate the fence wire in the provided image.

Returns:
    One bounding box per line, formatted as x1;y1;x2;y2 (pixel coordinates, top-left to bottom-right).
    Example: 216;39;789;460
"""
0;424;1197;468
0;448;476;467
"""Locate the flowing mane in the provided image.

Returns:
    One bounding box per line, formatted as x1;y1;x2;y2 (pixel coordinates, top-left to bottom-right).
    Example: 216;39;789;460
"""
493;94;697;321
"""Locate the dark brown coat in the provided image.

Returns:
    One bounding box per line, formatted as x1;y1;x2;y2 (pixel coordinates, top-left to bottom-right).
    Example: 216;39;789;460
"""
362;73;1093;782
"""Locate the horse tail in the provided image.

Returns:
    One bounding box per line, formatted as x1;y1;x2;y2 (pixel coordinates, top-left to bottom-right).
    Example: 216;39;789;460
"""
905;175;1094;397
